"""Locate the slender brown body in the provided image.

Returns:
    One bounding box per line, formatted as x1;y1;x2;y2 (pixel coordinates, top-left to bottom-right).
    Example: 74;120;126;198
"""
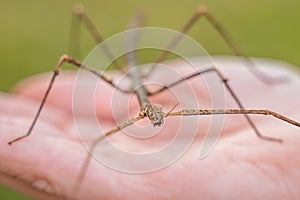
7;4;300;198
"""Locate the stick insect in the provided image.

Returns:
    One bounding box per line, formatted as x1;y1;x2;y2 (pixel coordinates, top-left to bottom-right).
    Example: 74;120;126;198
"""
7;4;300;197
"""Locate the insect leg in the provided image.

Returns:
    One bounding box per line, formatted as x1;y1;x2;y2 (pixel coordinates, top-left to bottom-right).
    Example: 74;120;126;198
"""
148;66;283;142
168;108;300;142
143;6;287;84
71;4;124;71
8;55;132;145
72;115;143;196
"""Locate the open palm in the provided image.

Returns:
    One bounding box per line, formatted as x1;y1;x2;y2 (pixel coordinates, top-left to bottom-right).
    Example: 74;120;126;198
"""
1;57;300;200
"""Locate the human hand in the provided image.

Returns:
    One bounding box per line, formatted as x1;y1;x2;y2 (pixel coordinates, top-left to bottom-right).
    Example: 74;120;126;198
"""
1;57;300;200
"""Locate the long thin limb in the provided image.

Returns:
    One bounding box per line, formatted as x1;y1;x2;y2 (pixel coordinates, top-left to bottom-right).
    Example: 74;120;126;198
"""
69;7;82;59
125;12;151;107
200;7;286;84
152;7;202;65
147;67;215;96
8;55;132;145
72;4;124;71
143;6;286;84
141;6;203;77
8;69;58;145
168;109;300;141
125;11;147;68
72;115;144;197
147;66;281;142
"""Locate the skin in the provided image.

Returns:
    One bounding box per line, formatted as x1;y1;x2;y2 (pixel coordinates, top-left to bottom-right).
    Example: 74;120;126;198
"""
0;57;300;200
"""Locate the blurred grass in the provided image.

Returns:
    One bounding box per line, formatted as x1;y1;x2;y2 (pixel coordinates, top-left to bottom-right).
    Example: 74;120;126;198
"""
0;0;299;199
0;185;32;200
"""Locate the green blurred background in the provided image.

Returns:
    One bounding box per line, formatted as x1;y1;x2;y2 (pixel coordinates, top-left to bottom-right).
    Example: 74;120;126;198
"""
0;0;299;199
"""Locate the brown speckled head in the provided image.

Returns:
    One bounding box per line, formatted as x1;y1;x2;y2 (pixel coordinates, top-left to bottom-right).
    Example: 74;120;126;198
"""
139;104;165;127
